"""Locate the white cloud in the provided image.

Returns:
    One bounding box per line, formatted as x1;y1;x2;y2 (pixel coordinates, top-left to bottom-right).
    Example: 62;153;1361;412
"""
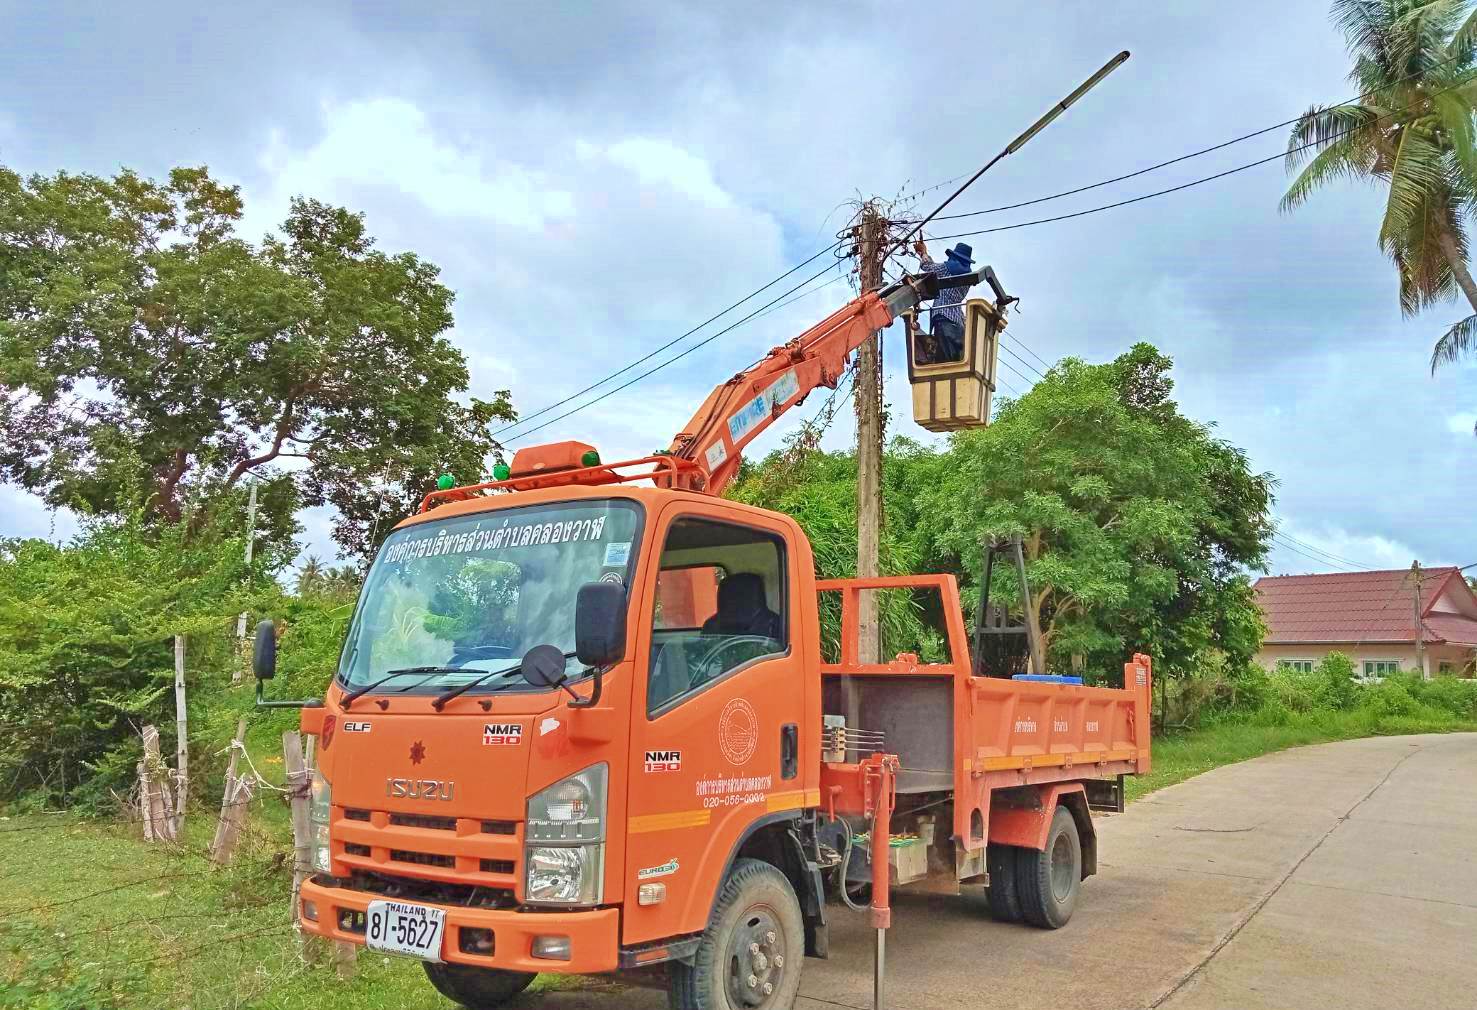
1446;412;1476;436
253;97;575;236
587;138;735;210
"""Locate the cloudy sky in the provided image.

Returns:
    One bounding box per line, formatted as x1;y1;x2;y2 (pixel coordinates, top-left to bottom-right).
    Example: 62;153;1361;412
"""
3;0;1474;577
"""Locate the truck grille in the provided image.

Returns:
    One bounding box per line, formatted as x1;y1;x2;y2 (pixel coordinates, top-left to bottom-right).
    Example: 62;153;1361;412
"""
342;869;516;909
391;849;456;869
331;807;522;902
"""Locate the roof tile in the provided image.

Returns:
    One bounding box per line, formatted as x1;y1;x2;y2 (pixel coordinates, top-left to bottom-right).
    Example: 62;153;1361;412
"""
1253;568;1477;645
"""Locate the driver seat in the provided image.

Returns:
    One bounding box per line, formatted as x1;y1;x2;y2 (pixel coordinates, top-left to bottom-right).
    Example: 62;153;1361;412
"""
701;573;781;642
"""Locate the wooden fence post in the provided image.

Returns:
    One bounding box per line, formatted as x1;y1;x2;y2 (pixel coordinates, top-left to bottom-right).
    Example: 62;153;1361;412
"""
173;635;188;837
209;718;251;864
139;725;176;842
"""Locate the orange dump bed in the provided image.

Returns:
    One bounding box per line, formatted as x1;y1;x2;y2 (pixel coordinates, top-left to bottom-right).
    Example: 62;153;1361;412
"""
817;575;1151;848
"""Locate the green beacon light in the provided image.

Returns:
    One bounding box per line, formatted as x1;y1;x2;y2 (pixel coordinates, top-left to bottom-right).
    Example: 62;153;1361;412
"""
580;449;601;468
492;463;511;482
436;473;455;491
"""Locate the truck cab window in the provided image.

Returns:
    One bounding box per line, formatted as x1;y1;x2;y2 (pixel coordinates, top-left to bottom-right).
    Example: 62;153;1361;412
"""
648;518;787;713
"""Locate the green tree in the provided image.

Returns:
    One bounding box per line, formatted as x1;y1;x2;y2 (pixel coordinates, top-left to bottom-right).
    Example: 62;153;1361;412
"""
0;506;275;806
0;165;515;559
1279;1;1477;371
920;344;1274;682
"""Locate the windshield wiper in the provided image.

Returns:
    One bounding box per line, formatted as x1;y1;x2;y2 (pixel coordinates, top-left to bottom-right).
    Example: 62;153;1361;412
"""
342;667;463;709
431;651;580;711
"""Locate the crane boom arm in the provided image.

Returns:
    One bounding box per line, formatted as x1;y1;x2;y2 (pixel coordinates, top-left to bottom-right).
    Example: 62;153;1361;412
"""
668;272;961;494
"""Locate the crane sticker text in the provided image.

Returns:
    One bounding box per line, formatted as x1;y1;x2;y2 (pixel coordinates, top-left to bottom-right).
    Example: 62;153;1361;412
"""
384;516;610;565
696;773;774;810
727;369;801;446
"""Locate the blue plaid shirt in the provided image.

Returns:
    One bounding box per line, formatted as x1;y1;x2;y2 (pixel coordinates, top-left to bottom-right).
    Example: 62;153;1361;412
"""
919;252;971;326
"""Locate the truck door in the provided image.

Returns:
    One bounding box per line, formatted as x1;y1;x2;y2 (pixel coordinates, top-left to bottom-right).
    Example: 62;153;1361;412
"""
623;507;808;945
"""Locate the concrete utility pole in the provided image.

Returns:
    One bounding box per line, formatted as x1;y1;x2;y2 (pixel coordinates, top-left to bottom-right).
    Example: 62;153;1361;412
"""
854;203;888;665
233;481;258;685
1412;560;1428;680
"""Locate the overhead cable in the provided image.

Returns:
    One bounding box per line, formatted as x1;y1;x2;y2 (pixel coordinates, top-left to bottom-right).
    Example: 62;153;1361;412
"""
492;240;842;440
928;70;1477;243
917;50;1470;224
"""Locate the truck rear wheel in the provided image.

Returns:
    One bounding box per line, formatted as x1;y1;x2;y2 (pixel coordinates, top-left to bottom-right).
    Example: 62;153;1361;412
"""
669;857;804;1010
422;962;536;1008
1015;805;1082;929
985;843;1023;923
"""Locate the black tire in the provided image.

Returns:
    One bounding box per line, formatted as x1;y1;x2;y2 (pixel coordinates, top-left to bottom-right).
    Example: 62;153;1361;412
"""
985;843;1023;923
1015;805;1082;929
669;858;804;1010
422;962;536;1008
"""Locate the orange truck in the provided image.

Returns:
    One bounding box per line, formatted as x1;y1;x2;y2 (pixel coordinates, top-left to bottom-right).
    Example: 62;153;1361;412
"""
252;266;1151;1010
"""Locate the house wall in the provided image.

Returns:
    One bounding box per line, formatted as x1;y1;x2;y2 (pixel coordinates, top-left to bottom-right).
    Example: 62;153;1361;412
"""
1257;643;1477;679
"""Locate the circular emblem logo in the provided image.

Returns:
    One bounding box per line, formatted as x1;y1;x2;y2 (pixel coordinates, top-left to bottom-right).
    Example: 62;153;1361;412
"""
718;698;759;766
599;571;624;585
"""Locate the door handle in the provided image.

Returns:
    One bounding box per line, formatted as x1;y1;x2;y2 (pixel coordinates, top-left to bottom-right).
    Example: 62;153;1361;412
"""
780;724;798;780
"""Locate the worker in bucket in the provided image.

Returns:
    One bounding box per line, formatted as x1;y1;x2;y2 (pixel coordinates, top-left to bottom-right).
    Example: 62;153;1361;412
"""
913;237;975;363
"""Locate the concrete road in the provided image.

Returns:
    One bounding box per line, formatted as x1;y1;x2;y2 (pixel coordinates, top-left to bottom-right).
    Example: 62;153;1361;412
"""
534;734;1477;1009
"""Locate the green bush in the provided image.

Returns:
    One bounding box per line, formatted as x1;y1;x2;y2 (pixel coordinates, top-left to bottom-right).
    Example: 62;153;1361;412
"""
0;509;273;809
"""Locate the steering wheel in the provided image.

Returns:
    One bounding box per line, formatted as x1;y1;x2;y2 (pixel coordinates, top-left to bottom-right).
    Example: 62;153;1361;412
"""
688;636;776;689
450;643;514;665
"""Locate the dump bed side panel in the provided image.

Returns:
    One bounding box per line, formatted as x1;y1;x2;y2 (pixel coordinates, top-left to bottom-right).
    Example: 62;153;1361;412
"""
815;574;1151;851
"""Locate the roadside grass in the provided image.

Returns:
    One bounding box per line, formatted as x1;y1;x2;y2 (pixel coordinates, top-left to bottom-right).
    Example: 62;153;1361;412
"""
1126;707;1477;801
4;689;1473;1008
0;801;578;1010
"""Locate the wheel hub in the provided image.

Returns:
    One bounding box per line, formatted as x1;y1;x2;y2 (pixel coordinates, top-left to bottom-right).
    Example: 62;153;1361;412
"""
726;908;786;1007
1050;831;1075;901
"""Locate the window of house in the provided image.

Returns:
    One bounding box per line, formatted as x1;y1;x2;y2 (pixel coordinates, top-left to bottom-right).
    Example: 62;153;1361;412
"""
647;518;787;713
1361;660;1400;679
1438;661;1455;675
1277;659;1316;674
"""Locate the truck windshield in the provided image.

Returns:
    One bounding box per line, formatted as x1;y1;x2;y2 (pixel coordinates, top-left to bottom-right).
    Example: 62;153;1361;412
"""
337;499;643;694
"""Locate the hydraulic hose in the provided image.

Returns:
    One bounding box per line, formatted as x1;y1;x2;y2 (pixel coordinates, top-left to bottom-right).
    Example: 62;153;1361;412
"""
837;819;870;913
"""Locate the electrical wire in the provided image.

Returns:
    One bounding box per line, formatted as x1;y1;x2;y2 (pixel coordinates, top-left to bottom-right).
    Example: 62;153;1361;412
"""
491;240;843;440
1002;328;1052;372
997;355;1038;389
1269;534;1363;573
916;50;1472;225
1271;529;1378;571
495;56;1472;447
501;255;848;446
998;340;1046;381
926;69;1477;244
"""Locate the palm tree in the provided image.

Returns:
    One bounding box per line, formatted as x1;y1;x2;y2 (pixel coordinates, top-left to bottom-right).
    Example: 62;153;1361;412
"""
294;555;324;596
1280;1;1477;371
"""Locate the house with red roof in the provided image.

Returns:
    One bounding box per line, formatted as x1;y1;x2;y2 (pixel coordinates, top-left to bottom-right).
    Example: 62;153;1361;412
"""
1253;567;1477;679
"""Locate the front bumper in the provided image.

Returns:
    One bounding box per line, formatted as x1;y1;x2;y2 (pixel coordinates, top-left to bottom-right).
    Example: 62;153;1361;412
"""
300;877;620;973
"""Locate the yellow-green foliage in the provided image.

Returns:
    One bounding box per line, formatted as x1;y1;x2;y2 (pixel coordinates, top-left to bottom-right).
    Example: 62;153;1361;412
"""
0;509;276;809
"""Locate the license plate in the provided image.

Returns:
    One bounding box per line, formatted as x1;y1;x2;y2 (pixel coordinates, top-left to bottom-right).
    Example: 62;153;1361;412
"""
365;900;446;962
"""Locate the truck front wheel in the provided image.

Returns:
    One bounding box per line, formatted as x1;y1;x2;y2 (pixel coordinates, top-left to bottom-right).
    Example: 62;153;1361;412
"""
669;857;804;1009
1015;805;1082;929
422;962;536;1008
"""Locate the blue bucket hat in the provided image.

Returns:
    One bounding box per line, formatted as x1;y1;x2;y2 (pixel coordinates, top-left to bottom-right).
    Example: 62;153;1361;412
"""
946;242;974;267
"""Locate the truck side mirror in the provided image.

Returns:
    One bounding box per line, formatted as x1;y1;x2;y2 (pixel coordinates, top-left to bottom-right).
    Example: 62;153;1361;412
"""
253;620;277;681
575;582;627;668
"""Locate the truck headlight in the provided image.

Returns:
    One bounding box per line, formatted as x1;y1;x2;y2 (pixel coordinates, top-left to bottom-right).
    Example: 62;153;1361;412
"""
525;764;606;906
310;769;332;873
